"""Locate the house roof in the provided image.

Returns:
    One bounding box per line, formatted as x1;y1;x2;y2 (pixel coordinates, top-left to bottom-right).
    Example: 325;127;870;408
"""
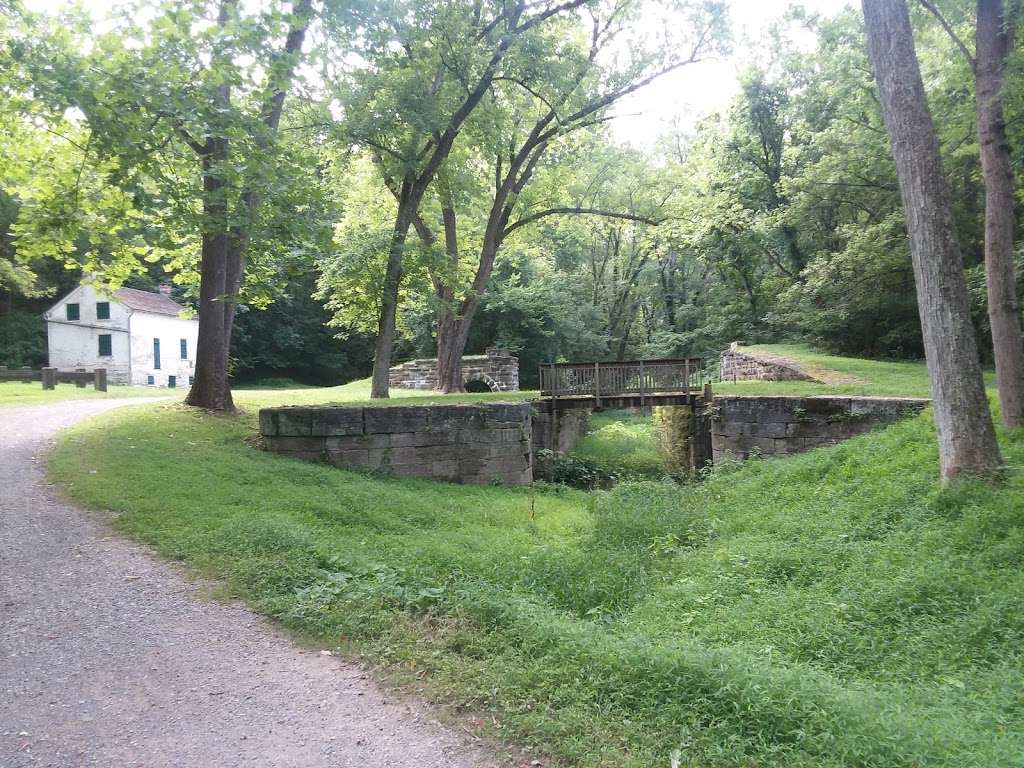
114;287;187;317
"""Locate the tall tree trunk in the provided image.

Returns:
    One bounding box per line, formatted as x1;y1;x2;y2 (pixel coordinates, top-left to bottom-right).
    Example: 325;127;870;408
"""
370;208;413;398
185;140;235;411
184;0;312;410
863;0;1001;482
435;203;466;393
436;314;472;393
976;0;1024;427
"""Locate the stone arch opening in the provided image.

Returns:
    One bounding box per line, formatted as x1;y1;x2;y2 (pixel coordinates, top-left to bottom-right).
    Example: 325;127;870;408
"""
464;375;499;392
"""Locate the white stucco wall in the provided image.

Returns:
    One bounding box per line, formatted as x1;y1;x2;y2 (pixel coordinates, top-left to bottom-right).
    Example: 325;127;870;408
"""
128;311;198;387
45;284;199;387
45;284;132;384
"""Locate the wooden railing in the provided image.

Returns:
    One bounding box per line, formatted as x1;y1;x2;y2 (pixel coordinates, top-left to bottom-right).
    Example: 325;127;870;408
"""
0;366;108;391
539;358;704;403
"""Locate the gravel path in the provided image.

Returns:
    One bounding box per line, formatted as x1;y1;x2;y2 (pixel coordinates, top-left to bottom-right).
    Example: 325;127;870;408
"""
0;399;497;768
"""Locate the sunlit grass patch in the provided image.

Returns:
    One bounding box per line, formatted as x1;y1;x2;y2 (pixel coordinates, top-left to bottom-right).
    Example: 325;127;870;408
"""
0;381;174;407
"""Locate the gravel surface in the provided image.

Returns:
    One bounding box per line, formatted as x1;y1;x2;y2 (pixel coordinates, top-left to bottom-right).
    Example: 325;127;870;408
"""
0;399;497;768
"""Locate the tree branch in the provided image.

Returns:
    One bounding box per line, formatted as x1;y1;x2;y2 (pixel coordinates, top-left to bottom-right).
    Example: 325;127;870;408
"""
917;0;976;68
503;207;661;237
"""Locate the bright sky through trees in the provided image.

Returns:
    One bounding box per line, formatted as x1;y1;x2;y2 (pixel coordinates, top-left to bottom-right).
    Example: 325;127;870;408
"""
612;0;850;146
28;0;850;148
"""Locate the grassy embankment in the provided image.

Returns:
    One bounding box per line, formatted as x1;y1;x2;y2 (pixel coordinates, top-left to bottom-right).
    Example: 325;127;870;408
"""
49;347;1024;767
713;342;998;397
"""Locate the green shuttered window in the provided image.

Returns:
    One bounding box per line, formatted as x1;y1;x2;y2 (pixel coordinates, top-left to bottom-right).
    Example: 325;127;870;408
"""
98;334;112;356
66;303;80;321
153;338;161;369
96;302;110;320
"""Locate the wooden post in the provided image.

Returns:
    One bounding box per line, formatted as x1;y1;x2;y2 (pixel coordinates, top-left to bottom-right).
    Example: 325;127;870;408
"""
94;368;107;392
42;368;56;390
594;361;601;409
684;359;690;404
75;368;86;388
639;360;645;407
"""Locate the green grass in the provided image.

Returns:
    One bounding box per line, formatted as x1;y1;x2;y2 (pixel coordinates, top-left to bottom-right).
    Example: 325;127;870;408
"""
570;410;666;479
233;378;538;409
714;343;997;397
49;371;1024;768
0;377;534;410
0;381;174;407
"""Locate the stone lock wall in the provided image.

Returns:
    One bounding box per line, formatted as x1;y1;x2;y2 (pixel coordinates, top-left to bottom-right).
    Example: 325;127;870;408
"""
389;347;520;392
260;402;533;485
719;344;814;383
531;401;591;456
711;396;930;461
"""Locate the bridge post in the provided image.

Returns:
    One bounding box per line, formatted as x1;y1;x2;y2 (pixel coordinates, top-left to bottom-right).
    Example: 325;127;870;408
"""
594;362;601;409
94;368;108;392
42;368;56;390
639;360;645;407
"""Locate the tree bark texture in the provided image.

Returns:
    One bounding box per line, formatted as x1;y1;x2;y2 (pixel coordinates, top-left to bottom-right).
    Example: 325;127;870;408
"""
370;207;413;398
185;114;235;411
862;0;1001;481
976;0;1024;427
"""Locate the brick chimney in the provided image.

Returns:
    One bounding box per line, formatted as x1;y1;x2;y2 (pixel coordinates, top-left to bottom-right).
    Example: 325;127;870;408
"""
158;284;172;295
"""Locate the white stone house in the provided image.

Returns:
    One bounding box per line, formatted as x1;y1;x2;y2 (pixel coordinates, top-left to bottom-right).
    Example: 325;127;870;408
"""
45;283;199;387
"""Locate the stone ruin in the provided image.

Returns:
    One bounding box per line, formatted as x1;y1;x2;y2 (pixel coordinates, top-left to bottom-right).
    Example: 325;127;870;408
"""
388;347;519;392
719;342;815;382
710;395;930;461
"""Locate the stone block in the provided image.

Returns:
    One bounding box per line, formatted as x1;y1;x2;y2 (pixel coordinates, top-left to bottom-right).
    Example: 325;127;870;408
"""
715;397;760;421
266;435;323;453
380;446;425;465
785;420;834;439
484;403;530;424
415;444;463;462
275;407;313;436
419;428;460;446
311;407;364;437
327;448;371;469
429;459;459;479
430;406;487;428
746;421;789;439
363;448;390;467
754;402;804;424
720;435;775;456
258;409;278;436
364;406;429;433
497;427;529;443
801;397;850;416
324;435;369;453
388;432;419;447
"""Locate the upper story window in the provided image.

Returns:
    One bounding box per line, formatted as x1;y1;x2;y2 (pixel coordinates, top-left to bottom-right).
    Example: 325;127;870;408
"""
66;303;80;321
96;302;110;320
154;338;161;370
180;338;188;359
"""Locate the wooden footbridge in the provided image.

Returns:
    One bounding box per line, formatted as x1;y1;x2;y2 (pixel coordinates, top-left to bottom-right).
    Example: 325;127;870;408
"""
539;357;707;410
